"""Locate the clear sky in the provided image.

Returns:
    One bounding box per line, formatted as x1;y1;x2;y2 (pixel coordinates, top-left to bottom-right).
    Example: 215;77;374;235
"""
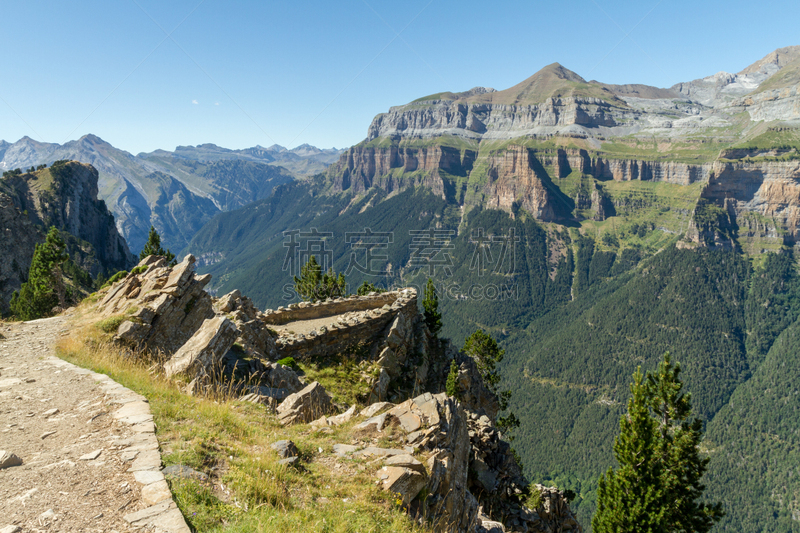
1;0;797;154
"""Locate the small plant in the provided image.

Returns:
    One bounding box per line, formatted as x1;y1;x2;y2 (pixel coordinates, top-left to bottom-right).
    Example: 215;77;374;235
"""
95;315;127;333
131;265;149;275
525;486;543;509
357;281;386;295
102;270;129;289
275;357;299;371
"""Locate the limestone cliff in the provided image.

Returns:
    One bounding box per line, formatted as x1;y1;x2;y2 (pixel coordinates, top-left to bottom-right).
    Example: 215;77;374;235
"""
684;157;800;251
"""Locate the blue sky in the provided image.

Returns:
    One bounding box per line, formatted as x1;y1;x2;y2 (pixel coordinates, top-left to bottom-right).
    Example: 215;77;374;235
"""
1;0;797;154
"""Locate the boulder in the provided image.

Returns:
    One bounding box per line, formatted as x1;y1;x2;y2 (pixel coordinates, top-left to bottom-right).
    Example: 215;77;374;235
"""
384;454;426;476
368;368;391;403
277;381;334;425
270;440;299;459
163;316;238;378
378;466;426;505
265;362;305;393
327;405;357;426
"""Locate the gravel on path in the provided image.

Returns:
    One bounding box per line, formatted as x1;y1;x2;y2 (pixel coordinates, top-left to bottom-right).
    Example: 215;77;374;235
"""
0;315;189;533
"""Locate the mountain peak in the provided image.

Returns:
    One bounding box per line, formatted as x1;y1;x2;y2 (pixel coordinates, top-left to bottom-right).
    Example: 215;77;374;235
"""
471;62;620;106
739;45;800;76
78;133;110;146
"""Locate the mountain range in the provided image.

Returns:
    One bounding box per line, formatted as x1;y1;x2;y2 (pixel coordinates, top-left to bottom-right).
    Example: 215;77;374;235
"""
0;136;344;253
179;45;800;531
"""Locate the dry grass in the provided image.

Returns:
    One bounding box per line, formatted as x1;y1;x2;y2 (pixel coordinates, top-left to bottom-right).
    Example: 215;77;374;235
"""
55;315;430;533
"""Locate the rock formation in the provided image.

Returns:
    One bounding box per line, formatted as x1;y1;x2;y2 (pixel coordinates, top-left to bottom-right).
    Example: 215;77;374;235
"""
0;161;135;312
90;253;581;532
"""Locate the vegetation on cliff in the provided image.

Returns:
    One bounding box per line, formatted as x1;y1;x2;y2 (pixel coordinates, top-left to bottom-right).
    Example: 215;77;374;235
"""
10;227;69;320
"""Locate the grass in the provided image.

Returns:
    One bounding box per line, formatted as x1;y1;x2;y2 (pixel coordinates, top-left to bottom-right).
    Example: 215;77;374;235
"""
298;347;379;406
54;313;431;533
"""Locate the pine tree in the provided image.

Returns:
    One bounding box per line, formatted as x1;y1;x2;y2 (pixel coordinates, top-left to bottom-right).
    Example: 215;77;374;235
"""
293;256;346;302
593;354;723;533
462;329;504;392
10;227;69;320
139;226;176;266
294;255;322;301
422;278;442;336
446;359;460;399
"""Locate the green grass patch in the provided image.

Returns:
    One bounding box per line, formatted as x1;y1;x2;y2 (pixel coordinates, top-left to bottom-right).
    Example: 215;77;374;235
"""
95;314;127;333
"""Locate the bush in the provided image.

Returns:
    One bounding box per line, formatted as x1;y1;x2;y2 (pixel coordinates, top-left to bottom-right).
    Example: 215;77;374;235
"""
96;315;127;333
131;265;149;276
102;270;129;288
275;357;299;371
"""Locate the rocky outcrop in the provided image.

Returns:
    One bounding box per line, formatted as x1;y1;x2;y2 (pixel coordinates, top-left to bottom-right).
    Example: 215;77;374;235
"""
328;144;475;197
328;143;711;222
163;316;238;378
356;392;582;532
104;255;215;354
687;159;800;248
483;146;556;220
366;98;631;142
0;193;43;313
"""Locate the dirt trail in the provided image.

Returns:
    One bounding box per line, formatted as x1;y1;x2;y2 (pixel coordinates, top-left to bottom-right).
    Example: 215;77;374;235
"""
0;316;188;533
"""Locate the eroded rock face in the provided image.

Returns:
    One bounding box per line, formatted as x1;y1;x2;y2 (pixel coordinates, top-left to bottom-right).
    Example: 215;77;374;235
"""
361;391;581;533
163;316;238;378
107;255;215;354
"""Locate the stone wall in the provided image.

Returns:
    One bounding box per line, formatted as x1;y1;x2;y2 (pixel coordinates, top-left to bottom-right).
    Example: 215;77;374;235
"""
262;291;403;325
272;289;417;361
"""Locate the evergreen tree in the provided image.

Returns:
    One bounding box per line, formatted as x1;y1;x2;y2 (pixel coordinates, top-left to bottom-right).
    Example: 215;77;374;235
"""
139;226;176;266
356;280;386;295
293;256;346;302
10;227;69;320
446;359;460;399
593;354;723;533
462;329;519;435
463;329;504;392
422;278;442;336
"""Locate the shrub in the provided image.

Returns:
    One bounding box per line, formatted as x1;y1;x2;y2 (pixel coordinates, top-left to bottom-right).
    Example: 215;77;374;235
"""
101;270;128;289
96;315;127;333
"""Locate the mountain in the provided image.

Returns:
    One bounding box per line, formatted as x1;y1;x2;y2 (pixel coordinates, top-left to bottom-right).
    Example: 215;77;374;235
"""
0;161;135;312
180;45;800;531
671;45;800;106
0;136;342;252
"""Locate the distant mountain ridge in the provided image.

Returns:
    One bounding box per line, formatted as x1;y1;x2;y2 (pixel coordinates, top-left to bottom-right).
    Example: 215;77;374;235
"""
0;136;344;253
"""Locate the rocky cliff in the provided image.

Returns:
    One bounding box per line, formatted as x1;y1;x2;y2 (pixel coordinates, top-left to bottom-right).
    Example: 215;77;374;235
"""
324;46;800;246
0;161;135;312
0;193;44;313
